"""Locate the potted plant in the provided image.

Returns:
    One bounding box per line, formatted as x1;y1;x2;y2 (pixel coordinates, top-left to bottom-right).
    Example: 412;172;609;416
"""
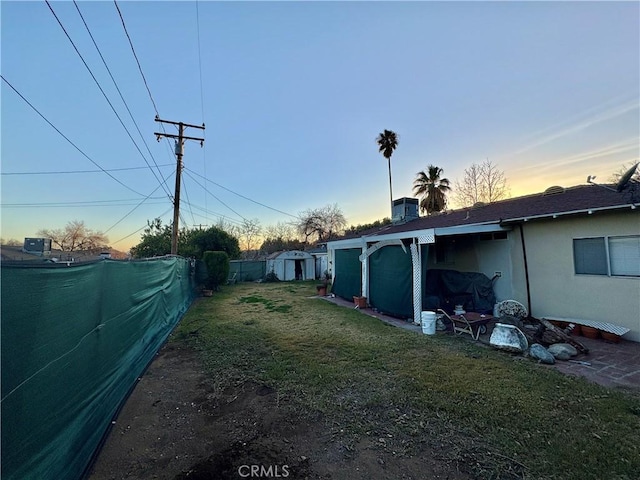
316;271;331;296
353;296;367;309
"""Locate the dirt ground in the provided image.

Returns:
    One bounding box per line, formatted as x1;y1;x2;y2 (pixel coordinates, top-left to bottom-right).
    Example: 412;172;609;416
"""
88;341;470;480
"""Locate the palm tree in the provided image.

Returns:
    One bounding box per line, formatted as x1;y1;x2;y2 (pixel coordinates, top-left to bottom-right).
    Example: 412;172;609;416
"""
376;129;399;208
413;165;451;215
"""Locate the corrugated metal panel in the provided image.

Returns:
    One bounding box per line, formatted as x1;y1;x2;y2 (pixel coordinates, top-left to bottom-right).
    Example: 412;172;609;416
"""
543;317;631;336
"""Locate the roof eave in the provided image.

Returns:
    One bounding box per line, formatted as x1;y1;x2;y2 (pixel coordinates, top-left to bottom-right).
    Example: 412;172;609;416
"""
500;203;637;224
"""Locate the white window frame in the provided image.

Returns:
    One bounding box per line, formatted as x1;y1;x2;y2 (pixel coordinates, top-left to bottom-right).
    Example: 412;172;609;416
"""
608;235;640;277
573;235;640;278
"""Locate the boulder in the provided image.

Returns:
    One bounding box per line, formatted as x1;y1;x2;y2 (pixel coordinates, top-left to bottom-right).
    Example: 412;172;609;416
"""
497;314;525;330
489;323;528;353
529;343;556;364
547;343;578;360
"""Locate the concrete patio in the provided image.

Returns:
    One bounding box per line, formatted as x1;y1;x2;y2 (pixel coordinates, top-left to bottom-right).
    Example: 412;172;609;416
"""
321;294;640;391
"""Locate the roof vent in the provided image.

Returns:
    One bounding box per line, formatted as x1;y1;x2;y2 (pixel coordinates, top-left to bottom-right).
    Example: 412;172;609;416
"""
471;201;487;209
543;186;565;196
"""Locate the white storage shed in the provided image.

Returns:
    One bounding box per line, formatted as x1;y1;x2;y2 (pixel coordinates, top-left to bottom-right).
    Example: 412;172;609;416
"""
266;250;315;281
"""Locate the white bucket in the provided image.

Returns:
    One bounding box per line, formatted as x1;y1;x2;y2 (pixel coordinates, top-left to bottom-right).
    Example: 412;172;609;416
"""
421;311;436;335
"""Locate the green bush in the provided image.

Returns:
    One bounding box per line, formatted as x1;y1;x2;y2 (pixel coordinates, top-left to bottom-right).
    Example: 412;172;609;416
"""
130;219;240;259
263;270;280;283
203;251;230;290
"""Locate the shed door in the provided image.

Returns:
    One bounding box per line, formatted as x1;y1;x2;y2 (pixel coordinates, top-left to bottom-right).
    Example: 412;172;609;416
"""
295;260;303;280
283;260;294;280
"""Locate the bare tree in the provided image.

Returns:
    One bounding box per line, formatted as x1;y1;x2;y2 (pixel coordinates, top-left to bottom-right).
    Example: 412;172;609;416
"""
238;218;262;252
264;221;296;242
1;238;22;246
296;204;347;244
453;163;483;207
610;162;640;183
215;218;240;238
453;159;509;207
37;220;108;252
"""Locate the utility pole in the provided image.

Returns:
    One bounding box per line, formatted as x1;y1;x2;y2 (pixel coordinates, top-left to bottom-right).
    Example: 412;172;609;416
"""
154;116;205;255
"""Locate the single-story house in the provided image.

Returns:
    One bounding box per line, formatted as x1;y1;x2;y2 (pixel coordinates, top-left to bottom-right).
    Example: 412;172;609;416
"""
327;184;640;342
307;244;329;280
266;250;315;281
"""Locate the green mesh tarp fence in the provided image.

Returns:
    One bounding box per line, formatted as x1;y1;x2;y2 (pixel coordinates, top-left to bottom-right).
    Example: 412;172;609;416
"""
229;260;266;282
369;245;413;318
1;257;195;480
331;248;362;300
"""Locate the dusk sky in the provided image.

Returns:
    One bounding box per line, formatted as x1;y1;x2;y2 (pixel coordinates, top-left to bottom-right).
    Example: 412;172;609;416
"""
2;1;638;251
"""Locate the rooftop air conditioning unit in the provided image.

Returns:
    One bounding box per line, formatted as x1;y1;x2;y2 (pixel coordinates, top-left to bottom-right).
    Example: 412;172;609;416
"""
392;197;419;224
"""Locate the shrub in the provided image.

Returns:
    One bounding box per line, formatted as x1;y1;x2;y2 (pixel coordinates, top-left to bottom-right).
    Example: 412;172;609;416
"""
203;251;230;290
263;270;280;283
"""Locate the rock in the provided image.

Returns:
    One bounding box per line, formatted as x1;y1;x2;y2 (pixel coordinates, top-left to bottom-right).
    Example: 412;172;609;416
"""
547;343;578;360
542;330;564;345
489;323;528;353
497;314;525;330
529;343;556;364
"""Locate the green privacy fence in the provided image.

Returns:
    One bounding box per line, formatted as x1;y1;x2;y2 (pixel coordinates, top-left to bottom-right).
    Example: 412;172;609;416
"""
229;260;266;282
1;256;195;480
331;248;362;300
369;245;413;318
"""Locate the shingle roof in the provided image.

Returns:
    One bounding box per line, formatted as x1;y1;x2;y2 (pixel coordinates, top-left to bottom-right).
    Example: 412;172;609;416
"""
339;183;638;240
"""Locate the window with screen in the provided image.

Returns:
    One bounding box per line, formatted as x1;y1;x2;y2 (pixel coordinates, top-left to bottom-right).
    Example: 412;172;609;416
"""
573;235;640;277
573;238;607;275
609;236;640;277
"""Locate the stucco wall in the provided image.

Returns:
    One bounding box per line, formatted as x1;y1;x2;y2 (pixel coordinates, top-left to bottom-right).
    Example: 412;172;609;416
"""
507;228;529;311
522;210;640;341
426;236;477;270
474;236;518;303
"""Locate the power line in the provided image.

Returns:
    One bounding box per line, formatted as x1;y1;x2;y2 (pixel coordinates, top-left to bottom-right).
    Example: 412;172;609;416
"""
195;0;209;217
1;197;165;207
180;202;244;227
112;0;177;191
179;211;189;230
112;201;244;248
113;0;159;117
111;0;179;203
1;75;146;197
110;206;173;246
182;169;247;222
181;175;197;226
2;201;166;208
103;182;169;234
45;0;170;200
73;0;173;199
184;167;297;218
1;164;173;176
195;0;205;124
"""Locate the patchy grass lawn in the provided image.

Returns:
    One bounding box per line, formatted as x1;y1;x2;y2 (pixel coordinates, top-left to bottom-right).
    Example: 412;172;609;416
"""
175;281;640;480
